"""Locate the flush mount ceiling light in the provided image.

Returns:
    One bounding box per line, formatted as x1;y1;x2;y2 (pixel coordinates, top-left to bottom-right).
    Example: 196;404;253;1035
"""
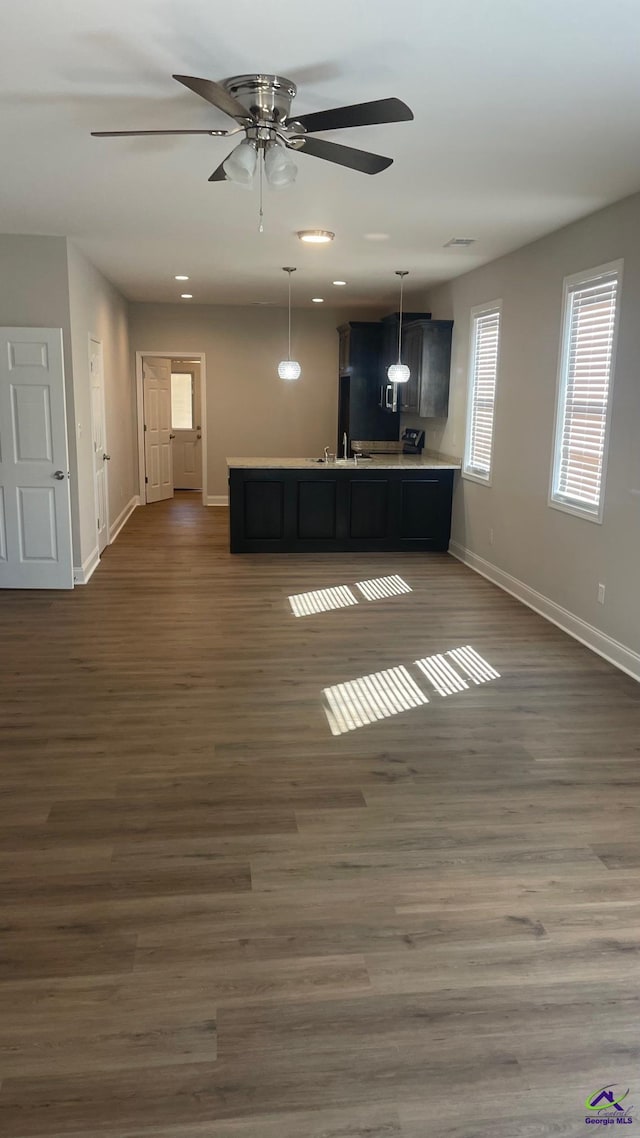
387;270;410;384
297;230;335;244
277;267;301;381
175;274;189;280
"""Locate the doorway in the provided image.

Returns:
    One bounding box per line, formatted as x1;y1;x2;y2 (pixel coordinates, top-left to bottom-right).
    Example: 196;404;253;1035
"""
170;359;202;491
136;351;207;505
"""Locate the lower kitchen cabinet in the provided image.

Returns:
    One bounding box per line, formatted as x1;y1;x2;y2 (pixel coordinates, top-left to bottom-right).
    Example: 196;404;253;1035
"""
229;466;455;553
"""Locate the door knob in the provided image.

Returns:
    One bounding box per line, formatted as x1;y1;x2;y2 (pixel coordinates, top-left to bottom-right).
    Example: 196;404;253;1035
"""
102;453;111;461
53;470;65;480
196;434;202;439
169;433;176;440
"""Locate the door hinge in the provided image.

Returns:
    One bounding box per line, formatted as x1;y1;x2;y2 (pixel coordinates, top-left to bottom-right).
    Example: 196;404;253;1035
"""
145;476;148;483
144;423;147;432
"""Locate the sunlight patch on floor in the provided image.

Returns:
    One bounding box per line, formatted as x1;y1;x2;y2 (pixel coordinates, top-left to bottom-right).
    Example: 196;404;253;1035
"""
289;585;359;617
355;574;412;601
323;666;429;736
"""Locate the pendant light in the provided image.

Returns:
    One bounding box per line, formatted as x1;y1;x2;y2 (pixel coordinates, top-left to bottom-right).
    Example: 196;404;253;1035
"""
277;267;302;380
387;270;410;383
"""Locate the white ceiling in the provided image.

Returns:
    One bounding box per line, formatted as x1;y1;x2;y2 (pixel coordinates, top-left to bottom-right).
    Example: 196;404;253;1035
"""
4;0;640;307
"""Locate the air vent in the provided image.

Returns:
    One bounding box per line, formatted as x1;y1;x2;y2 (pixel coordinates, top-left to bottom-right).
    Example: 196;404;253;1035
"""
444;237;475;247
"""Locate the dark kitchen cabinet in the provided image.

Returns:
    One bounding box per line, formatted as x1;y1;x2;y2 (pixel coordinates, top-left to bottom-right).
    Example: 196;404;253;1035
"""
230;464;455;553
399;319;453;418
381;311;431;377
337;322;398;450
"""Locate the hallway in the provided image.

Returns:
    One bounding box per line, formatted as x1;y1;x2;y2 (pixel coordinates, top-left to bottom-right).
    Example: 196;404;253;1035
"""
1;494;640;1136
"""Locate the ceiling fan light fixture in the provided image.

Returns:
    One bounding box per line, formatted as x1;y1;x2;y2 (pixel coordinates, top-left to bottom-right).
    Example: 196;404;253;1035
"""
297;230;334;244
277;267;302;381
223;139;258;185
264;141;298;187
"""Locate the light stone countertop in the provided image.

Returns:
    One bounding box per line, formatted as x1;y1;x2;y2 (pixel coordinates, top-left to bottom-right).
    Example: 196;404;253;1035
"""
227;455;461;470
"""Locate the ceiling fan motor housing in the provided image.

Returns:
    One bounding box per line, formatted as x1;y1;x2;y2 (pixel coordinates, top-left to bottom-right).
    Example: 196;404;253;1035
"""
221;75;297;124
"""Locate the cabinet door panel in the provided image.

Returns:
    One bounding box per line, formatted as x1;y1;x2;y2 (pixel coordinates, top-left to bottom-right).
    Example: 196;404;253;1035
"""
418;323;452;418
399;324;422;412
349;480;389;539
244;481;284;540
297;480;337;540
400;479;449;539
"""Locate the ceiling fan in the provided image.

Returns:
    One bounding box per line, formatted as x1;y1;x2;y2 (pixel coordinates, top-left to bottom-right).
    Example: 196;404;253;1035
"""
91;73;414;186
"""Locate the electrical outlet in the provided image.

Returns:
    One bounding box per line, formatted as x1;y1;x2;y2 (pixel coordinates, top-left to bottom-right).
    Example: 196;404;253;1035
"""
597;583;606;604
489;528;494;546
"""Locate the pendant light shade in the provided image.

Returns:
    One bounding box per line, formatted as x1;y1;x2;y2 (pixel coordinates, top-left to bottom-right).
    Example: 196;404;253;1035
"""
387;270;410;384
387;362;410;383
277;267;301;381
278;359;302;380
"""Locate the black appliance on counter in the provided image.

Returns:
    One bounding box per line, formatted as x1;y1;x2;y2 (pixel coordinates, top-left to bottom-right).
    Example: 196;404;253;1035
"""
402;428;425;454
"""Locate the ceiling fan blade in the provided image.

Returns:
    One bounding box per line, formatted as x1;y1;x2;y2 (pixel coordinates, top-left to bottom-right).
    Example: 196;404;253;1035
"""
294;97;413;134
208;158;230;182
173;75;250;121
296;136;392;175
91;129;228;137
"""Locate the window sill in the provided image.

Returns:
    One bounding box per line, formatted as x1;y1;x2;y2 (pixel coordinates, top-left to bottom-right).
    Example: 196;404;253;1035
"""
462;468;492;487
548;496;603;524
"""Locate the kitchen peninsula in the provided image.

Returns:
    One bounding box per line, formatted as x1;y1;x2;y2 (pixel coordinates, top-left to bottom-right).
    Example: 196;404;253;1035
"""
228;455;460;554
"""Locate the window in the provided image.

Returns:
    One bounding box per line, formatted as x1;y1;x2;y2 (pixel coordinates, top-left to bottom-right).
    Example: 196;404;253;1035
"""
463;301;501;483
550;261;622;522
170;372;193;430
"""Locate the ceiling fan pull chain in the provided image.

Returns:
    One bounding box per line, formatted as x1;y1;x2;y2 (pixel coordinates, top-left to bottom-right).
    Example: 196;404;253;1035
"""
258;151;264;233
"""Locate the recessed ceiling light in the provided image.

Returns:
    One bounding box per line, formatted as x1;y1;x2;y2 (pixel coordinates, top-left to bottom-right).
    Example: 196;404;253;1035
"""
175;274;189;280
332;280;347;286
297;230;335;244
312;298;324;303
181;293;193;299
444;237;475;247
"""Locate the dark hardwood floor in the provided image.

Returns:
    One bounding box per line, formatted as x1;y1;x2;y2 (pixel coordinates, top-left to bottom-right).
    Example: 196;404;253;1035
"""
2;492;640;1137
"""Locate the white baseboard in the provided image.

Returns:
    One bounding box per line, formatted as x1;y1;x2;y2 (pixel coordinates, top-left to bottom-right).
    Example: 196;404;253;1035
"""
449;540;640;684
109;495;141;543
73;546;100;585
206;495;229;506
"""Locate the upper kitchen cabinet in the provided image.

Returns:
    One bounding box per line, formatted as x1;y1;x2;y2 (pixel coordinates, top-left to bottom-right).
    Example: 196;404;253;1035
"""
337;322;397;447
399;319;453;417
381;311;431;377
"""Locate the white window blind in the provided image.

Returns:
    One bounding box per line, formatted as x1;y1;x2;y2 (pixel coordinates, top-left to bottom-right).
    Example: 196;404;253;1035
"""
464;304;501;480
551;267;620;518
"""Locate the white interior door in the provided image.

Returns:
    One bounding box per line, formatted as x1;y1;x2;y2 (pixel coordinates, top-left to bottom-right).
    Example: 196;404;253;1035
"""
171;366;202;490
89;339;109;552
143;357;173;504
0;327;73;589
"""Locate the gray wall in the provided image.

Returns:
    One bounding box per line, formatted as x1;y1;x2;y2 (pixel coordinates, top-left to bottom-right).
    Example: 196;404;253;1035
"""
128;302;347;498
418;191;640;661
0;235;81;555
67;243;136;562
0;234;136;569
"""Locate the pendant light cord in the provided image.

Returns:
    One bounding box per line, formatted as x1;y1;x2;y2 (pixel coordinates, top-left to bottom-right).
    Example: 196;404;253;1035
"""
396;270;409;363
288;270;292;360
